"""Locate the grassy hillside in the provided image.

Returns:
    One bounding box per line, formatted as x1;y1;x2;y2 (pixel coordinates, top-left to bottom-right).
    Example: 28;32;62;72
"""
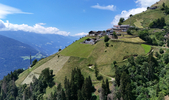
55;38;146;83
123;0;169;28
15;36;151;99
60;37;96;58
16;36;147;82
15;53;58;86
141;44;151;53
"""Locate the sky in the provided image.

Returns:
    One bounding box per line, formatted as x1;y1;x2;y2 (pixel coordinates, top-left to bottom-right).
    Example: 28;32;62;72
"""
0;0;159;36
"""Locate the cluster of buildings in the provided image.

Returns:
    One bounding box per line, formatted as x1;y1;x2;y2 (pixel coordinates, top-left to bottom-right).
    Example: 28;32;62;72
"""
84;25;134;45
88;25;134;37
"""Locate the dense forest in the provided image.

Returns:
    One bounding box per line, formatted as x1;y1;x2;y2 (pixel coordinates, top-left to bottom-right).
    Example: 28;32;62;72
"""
0;67;97;100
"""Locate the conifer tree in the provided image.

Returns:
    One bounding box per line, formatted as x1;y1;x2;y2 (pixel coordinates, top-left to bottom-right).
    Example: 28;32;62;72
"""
156;84;160;97
105;79;110;95
94;63;99;78
77;90;84;100
101;80;106;99
61;89;66;100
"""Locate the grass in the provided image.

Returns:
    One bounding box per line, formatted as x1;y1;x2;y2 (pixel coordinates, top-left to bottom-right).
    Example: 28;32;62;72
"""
59;37;96;58
21;55;70;85
134;19;143;28
16;38;147;98
15;53;58;86
43;86;57;99
141;44;151;54
55;39;146;84
119;37;145;43
152;0;169;7
123;4;167;28
118;35;134;38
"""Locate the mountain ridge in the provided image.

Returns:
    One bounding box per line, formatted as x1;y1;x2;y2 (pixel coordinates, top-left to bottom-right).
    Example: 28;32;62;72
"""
0;30;78;55
0;34;45;79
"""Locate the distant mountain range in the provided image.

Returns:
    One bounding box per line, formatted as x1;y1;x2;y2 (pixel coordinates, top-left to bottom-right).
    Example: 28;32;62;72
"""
0;31;78;55
0;34;45;79
0;31;78;79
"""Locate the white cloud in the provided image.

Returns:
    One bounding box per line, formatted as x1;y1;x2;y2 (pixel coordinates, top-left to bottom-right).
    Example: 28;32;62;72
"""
91;3;116;11
0;20;70;36
111;7;146;25
0;3;32;19
73;32;88;36
135;0;160;7
111;0;159;25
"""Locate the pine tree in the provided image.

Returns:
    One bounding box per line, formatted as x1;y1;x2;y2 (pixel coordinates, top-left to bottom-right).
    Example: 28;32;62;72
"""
115;67;121;86
64;77;70;100
120;72;131;99
101;80;106;99
77;90;84;100
2;78;7;94
105;79;110;95
156;84;160;97
81;76;94;100
94;63;99;78
158;92;164;100
163;3;165;8
167;39;169;47
61;89;66;100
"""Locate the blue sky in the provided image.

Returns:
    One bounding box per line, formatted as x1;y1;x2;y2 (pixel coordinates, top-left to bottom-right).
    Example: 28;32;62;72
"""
0;0;159;36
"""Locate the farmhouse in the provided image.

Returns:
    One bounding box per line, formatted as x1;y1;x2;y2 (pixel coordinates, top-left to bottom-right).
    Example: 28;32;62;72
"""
106;28;114;35
113;25;133;32
149;6;158;10
89;31;97;36
97;31;103;36
88;31;103;36
83;38;96;45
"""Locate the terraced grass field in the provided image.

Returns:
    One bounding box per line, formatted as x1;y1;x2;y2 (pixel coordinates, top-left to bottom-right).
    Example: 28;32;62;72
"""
119;37;145;43
15;37;148;99
55;39;146;84
15;53;58;86
134;19;143;28
22;55;69;84
60;37;96;58
141;44;151;54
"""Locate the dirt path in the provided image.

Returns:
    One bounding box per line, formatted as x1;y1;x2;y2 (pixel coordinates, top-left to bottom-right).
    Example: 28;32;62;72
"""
88;66;115;82
22;55;70;84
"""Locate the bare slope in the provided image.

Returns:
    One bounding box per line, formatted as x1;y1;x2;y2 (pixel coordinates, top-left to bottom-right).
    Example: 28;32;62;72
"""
22;55;69;84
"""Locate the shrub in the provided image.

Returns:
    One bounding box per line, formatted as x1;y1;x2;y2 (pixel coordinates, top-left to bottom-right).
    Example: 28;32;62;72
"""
31;59;38;67
167;39;169;47
158;41;164;46
58;49;62;51
149;17;166;28
159;48;164;54
105;42;109;47
163;53;169;64
127;29;132;35
113;31;118;39
155;52;161;59
104;35;109;42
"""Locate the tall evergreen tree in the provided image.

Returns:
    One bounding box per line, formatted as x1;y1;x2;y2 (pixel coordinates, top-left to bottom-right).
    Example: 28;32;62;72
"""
105;79;110;95
94;63;99;78
61;89;66;100
77;90;84;100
